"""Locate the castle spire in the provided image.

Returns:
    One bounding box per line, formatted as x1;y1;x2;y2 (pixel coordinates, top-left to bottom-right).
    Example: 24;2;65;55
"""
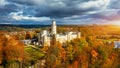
51;20;57;35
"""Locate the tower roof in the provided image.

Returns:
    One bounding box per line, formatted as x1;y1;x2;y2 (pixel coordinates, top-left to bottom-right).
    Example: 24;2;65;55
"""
52;20;56;26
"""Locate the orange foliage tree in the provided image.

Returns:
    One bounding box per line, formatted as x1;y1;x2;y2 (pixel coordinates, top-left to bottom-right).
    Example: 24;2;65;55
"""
0;34;25;67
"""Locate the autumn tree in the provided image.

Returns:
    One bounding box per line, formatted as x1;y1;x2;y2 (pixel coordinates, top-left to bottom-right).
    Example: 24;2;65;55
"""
0;34;25;68
45;34;66;68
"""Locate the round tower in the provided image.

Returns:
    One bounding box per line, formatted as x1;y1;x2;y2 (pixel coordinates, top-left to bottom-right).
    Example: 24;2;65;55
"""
51;20;57;35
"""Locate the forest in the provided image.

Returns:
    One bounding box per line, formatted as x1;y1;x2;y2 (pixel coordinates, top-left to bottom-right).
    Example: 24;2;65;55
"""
0;25;120;68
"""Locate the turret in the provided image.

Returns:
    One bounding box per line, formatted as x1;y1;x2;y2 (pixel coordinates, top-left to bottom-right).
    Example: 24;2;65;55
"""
51;20;57;35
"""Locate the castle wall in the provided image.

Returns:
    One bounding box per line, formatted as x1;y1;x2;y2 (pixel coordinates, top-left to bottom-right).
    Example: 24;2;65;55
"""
38;21;81;46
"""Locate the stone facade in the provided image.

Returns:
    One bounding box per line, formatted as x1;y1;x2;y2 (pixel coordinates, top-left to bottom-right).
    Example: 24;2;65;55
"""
114;41;120;48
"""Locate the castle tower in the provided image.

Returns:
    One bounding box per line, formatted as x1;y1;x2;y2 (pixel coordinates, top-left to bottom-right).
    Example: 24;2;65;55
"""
51;20;57;35
77;32;81;38
38;30;48;46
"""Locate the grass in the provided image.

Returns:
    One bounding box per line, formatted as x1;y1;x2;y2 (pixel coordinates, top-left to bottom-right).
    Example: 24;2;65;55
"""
25;46;45;64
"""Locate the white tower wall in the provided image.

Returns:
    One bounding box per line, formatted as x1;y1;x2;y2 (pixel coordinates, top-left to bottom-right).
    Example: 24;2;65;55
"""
51;20;57;35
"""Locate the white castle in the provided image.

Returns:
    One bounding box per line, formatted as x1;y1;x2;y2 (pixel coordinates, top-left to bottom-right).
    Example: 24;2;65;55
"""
38;21;81;46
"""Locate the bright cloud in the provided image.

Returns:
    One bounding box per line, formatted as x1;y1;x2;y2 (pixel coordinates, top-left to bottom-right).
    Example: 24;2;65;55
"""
9;11;50;21
0;0;120;24
0;0;9;6
78;0;110;9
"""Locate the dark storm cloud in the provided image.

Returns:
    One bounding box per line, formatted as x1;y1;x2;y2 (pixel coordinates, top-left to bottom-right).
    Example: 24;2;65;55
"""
6;0;109;18
0;4;18;15
33;0;108;18
35;7;97;18
7;0;89;6
0;0;120;24
6;0;35;6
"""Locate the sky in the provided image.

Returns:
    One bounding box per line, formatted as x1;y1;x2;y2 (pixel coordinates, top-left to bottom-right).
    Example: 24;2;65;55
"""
0;0;120;25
